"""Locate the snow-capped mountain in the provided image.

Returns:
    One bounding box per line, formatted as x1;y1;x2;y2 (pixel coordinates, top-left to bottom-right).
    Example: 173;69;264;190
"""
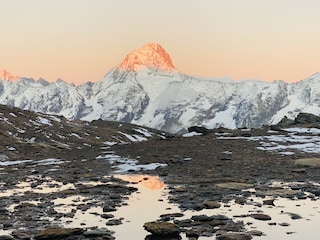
1;43;320;133
0;69;20;81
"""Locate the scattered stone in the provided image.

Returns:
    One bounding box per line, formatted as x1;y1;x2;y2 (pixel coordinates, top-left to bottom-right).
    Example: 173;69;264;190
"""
101;213;115;219
106;219;122;226
287;213;302;220
143;221;180;237
263;199;275;206
247;230;263;236
250;213;271;221
279;222;290;227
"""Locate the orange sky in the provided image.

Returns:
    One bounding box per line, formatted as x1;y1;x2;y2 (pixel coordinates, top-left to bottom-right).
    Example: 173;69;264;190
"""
1;0;320;84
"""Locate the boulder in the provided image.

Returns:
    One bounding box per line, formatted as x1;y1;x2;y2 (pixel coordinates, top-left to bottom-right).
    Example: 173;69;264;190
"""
203;200;221;209
143;221;180;236
34;228;83;240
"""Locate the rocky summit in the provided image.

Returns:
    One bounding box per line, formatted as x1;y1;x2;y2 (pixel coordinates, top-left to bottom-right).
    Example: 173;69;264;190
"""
1;105;320;239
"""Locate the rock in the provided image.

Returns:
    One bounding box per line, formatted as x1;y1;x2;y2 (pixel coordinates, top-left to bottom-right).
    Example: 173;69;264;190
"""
188;126;211;135
0;236;14;240
279;222;290;227
295;158;320;168
247;230;264;236
106;219;122;225
287;213;302;220
191;215;214;222
203;200;221;209
143;221;180;236
294;112;320;125
216;233;252;240
273;116;295;128
84;229;114;237
216;182;253;190
160;213;184;221
262;199;275;206
103;205;117;212
185;229;201;238
11;231;31;239
34;228;84;240
250;213;271;221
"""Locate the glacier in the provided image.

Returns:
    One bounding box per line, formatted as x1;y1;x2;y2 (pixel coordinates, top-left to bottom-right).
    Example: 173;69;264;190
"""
1;42;320;133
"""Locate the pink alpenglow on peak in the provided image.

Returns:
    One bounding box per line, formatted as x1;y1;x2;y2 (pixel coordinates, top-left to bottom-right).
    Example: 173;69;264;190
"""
118;42;177;73
0;69;20;81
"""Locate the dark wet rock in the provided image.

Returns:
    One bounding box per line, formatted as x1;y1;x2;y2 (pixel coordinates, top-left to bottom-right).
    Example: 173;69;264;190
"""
250;213;271;221
268;222;277;226
106;219;122;226
143;221;180;237
2;222;13;229
188;126;211;135
286;212;302;220
173;219;192;228
101;213;115;219
185;228;201;238
191;215;215;222
247;230;263;236
160;213;184;221
262;199;275;206
0;236;14;240
216;233;252;240
102;205;117;212
279;222;290;227
145;235;182;240
34;228;84;240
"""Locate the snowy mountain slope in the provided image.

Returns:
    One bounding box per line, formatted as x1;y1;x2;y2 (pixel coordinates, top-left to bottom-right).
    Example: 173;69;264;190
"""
1;43;320;133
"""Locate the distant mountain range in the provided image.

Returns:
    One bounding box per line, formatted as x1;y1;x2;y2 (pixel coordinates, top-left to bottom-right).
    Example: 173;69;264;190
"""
1;42;320;133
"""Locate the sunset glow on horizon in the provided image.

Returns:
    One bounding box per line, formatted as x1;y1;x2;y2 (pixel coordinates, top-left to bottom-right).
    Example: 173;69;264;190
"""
2;0;320;84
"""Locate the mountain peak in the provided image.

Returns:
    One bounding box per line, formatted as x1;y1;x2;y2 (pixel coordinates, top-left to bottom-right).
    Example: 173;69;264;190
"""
0;69;20;81
118;42;176;72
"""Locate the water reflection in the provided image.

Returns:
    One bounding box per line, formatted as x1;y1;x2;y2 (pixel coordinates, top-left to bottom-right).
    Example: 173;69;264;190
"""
119;174;165;190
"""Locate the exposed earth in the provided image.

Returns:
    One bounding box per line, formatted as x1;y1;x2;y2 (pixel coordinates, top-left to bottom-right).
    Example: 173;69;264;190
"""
1;105;320;239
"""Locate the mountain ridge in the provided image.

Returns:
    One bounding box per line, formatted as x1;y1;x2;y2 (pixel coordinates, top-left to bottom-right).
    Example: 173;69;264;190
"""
1;43;320;133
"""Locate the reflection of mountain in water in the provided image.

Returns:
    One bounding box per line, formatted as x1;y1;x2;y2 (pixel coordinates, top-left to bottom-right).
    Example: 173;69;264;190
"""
128;175;165;190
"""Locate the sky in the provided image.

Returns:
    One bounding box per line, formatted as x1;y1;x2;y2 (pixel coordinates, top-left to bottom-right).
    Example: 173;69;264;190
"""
1;0;320;84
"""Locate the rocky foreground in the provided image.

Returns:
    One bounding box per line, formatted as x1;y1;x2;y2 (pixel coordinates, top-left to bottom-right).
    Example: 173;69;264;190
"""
1;106;320;239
